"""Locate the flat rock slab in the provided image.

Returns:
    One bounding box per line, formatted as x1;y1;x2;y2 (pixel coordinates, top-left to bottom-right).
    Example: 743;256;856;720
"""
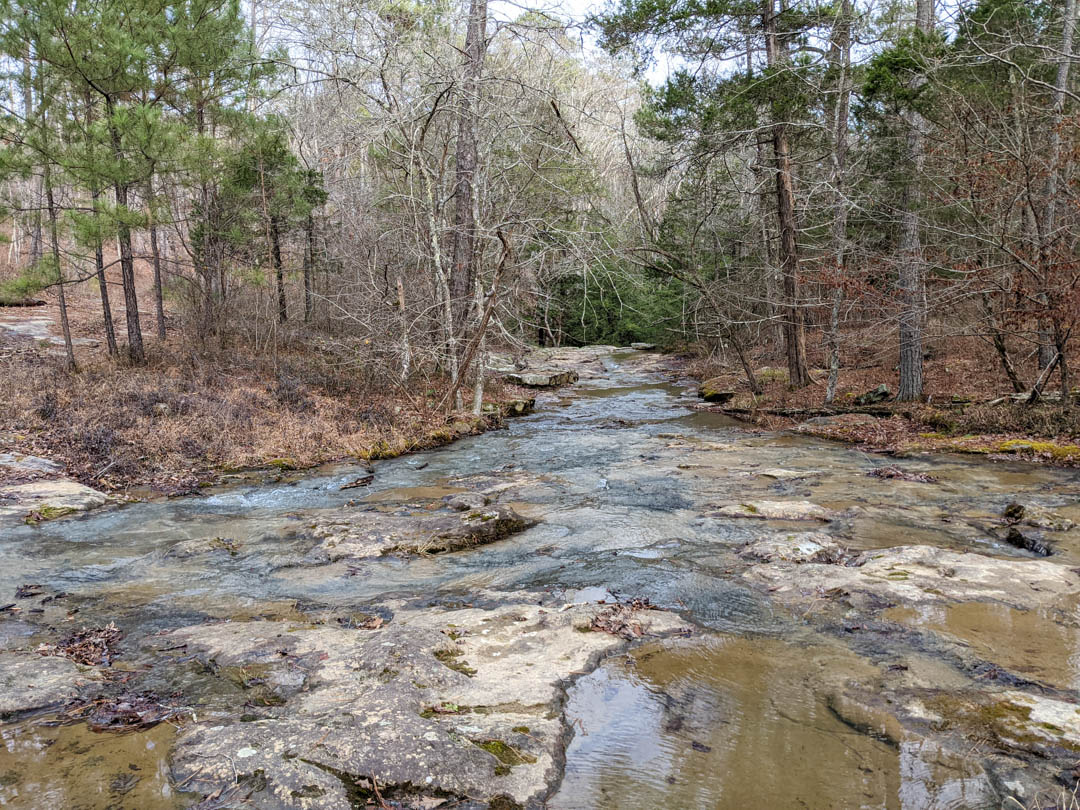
745;544;1080;612
757;468;823;480
0;453;63;476
0;479;111;525
310;504;536;561
502;370;580;388
710;500;834;521
740;532;848;564
0;652;100;716
164;595;692;809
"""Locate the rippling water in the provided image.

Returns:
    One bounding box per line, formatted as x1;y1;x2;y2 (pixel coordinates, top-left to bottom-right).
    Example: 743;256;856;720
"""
2;349;1079;808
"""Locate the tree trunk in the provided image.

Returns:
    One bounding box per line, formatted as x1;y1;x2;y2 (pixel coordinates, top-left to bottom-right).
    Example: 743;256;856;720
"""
896;0;934;402
825;0;852;404
271;215;286;324
303;212;315;322
23;57;42;269
91;189;118;356
763;0;809;389
143;177;167;341
1041;0;1077;403
104;96;144;363
43;150;75;371
448;0;487;342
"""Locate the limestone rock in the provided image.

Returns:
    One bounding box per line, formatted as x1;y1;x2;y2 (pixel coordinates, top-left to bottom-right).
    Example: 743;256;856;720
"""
164;595;692;810
1003;502;1075;532
310;504;536;561
757;468;822;480
502;370;579;388
0;452;63;476
740;533;848;564
711;500;834;522
0;652;99;716
745;545;1080;612
0;479;111;526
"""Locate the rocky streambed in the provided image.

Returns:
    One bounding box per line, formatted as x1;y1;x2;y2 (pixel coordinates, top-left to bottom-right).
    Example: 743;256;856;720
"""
2;347;1080;809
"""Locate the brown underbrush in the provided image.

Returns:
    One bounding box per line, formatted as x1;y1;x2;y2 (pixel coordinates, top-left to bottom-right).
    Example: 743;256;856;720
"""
0;340;519;493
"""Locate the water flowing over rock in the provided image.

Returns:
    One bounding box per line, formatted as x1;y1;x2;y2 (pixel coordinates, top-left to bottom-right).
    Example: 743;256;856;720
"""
164;594;692;809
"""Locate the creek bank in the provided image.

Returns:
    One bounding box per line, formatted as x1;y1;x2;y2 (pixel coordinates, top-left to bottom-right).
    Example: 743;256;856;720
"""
162;593;693;810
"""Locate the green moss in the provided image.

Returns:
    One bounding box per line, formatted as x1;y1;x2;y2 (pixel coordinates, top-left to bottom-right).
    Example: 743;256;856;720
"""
266;457;298;470
511;726;530;734
998;439;1080;460
472;738;536;767
420;702;465;718
23;504;76;524
434;648;476;677
291;785;326;798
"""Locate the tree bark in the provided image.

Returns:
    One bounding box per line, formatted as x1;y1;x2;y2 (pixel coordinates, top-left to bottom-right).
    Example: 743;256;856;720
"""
763;0;809;389
1041;0;1077;405
104;95;144;363
271;215;286;324
448;0;487;342
23;57;42;269
303;211;315;322
896;0;934;401
146;179;166;341
91;189;118;356
43;145;75;371
825;0;852;404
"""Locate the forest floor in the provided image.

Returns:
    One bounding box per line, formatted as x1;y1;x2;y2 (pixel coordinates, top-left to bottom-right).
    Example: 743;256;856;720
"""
0;290;534;495
688;327;1080;467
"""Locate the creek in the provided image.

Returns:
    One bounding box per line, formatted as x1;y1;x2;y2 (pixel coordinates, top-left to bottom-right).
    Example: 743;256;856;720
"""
3;349;1080;809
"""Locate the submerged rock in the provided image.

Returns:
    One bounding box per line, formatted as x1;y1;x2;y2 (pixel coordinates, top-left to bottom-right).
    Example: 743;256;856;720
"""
757;468;822;480
711;500;834;522
921;690;1080;760
164;595;692;809
1003;502;1075;532
166;536;242;558
0;652;99;717
310;504;536;561
1002;526;1053;557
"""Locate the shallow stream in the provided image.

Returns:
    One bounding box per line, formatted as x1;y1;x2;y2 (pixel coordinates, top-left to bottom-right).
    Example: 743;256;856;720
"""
3;350;1080;808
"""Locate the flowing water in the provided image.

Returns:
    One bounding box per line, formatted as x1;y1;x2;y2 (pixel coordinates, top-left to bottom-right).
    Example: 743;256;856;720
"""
2;350;1080;808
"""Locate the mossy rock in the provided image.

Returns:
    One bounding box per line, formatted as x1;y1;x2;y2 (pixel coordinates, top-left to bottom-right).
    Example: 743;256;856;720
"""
699;378;735;404
997;439;1080;461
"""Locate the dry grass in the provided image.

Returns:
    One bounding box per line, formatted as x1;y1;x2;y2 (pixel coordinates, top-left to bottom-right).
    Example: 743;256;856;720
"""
0;341;516;493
